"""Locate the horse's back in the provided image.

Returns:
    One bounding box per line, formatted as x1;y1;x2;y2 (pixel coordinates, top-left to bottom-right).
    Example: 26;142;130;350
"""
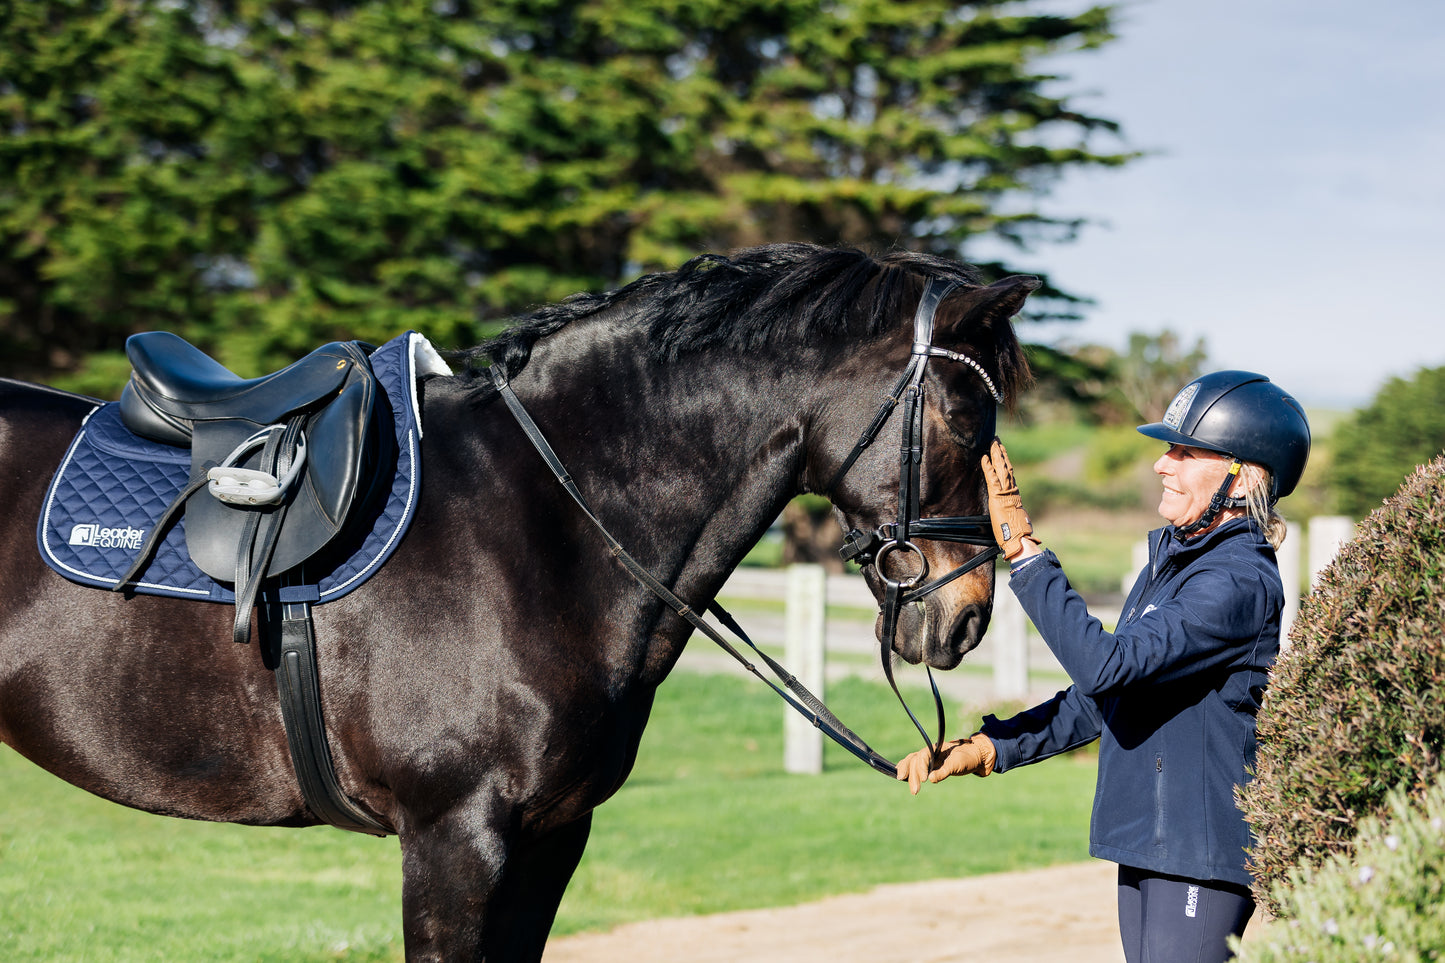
0;378;97;570
0;377;97;586
1;377;99;500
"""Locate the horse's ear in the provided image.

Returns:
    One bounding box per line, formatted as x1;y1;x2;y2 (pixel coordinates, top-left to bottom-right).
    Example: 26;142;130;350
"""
936;275;1041;340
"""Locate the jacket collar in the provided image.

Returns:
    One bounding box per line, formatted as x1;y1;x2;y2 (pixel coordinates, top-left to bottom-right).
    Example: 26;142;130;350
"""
1155;516;1264;565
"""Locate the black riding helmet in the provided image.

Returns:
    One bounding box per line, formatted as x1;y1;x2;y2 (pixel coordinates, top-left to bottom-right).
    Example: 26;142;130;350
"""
1137;370;1312;503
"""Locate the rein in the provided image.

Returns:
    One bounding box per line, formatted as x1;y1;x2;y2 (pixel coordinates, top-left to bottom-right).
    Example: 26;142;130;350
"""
488;276;1000;777
489;366;899;777
826;278;1001;763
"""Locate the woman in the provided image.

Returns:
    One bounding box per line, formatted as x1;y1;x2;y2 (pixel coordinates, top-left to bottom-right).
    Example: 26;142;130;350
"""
897;370;1310;963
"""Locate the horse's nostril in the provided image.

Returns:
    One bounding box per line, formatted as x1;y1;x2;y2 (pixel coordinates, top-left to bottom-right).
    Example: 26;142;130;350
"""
951;603;990;656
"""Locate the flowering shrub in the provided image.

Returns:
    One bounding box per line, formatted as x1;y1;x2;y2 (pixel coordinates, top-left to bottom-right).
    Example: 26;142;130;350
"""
1239;456;1445;912
1233;775;1445;962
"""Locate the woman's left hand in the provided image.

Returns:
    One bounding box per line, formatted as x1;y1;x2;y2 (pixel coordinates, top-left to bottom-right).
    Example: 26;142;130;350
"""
896;733;997;795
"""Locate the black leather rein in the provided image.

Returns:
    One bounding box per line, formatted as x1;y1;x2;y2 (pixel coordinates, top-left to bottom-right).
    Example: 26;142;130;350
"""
488;276;1002;777
488;366;900;777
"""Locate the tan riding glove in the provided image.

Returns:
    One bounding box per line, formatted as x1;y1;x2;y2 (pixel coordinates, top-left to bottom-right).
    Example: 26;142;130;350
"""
981;438;1034;560
895;732;997;795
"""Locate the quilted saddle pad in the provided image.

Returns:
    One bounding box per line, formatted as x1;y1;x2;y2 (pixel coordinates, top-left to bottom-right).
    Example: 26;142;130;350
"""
37;331;449;604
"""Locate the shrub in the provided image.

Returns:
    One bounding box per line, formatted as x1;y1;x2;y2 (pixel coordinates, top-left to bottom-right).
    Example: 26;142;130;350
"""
1239;455;1445;914
1233;775;1445;962
1082;423;1158;486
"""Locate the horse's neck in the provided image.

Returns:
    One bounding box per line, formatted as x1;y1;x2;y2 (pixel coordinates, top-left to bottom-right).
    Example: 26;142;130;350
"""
508;329;818;674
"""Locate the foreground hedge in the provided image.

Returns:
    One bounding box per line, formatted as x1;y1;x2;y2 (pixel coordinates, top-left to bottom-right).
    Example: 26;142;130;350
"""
1234;775;1445;962
1239;455;1445;913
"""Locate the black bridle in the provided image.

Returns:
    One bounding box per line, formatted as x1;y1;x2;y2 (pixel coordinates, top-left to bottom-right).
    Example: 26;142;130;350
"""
487;276;1000;777
826;277;1002;759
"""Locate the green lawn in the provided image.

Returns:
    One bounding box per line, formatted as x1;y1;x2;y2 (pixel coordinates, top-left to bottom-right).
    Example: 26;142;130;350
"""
555;673;1097;934
1;672;1096;960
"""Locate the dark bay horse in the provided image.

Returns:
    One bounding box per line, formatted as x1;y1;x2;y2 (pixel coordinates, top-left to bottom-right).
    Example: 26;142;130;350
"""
0;243;1033;961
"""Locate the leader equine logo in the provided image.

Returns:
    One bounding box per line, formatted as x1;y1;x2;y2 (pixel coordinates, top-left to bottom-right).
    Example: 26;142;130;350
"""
68;524;146;552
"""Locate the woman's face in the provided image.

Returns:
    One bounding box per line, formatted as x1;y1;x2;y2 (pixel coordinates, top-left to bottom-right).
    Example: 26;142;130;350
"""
1153;444;1238;528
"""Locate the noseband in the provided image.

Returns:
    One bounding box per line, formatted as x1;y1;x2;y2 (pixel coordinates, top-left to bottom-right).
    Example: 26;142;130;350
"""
825;277;1002;759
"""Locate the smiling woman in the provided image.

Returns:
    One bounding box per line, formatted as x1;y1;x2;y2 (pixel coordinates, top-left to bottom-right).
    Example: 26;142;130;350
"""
1153;444;1238;528
1137;371;1310;550
895;371;1311;963
1151;446;1275;537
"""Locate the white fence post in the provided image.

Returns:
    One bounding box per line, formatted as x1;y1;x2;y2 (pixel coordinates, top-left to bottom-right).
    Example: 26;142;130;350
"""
992;578;1029;702
1277;524;1302;648
784;563;826;774
1121;539;1150;596
1308;516;1356;587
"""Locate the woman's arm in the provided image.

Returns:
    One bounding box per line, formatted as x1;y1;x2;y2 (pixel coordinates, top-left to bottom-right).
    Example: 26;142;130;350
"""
1009;550;1273;697
981;684;1103;772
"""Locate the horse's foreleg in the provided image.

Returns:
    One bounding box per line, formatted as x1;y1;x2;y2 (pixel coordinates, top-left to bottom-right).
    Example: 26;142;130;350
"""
399;810;592;962
398;809;503;961
486;813;593;960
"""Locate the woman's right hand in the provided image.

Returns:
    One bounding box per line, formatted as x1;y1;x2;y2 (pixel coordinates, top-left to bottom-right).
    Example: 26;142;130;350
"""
981;438;1037;560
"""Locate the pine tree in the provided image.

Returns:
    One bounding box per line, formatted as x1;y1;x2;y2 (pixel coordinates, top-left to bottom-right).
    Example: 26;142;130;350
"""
1;0;1131;390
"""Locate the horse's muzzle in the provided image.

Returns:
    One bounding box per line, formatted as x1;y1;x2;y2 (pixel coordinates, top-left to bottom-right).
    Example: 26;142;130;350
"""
880;593;992;670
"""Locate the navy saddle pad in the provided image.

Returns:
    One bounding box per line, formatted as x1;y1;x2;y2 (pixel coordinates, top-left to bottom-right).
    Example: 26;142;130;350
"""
37;331;450;603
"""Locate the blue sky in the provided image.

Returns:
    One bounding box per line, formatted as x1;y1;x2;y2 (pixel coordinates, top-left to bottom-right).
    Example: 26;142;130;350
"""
981;0;1444;409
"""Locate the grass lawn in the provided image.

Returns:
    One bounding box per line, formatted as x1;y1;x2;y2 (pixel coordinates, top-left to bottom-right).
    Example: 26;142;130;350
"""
1;673;1096;961
555;673;1097;934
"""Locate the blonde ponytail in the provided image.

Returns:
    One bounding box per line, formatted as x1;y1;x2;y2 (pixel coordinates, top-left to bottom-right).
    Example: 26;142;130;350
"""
1241;465;1288;550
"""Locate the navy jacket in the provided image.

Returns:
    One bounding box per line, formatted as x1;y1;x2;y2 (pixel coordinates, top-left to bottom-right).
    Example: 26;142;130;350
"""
981;518;1282;887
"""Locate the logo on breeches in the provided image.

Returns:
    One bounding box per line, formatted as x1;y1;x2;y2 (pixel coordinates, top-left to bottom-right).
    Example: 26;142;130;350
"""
68;523;146;552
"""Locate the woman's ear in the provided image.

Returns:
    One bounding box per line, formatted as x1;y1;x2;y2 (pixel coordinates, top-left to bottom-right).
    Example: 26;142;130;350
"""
1232;463;1268;498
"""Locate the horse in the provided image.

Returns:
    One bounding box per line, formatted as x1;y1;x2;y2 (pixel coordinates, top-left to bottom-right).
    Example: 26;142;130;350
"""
0;242;1033;961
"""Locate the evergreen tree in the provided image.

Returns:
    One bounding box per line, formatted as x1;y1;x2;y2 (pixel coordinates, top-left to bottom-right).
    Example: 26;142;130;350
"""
1328;366;1445;517
1;0;1131;391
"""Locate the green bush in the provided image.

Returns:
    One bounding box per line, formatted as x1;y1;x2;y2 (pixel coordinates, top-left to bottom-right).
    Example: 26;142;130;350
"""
1238;455;1445;914
1233;775;1445;962
1082;423;1158;486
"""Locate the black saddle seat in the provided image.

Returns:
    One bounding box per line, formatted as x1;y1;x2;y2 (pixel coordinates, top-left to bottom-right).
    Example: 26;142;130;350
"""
120;332;365;447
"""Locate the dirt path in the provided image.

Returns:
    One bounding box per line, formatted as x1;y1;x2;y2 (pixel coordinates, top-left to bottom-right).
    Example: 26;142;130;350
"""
543;861;1273;963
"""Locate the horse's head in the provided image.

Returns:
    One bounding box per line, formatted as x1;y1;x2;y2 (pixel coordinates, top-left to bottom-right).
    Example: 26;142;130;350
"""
812;271;1036;670
464;244;1032;674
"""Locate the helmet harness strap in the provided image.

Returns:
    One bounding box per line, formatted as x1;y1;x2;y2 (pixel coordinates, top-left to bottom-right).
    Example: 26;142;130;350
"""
1176;457;1247;539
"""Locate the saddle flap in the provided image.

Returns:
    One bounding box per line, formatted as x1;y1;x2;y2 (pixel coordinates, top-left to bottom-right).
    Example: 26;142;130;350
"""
184;346;389;582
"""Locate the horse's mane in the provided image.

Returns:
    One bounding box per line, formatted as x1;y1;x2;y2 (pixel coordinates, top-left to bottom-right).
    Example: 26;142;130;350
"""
455;243;1029;402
